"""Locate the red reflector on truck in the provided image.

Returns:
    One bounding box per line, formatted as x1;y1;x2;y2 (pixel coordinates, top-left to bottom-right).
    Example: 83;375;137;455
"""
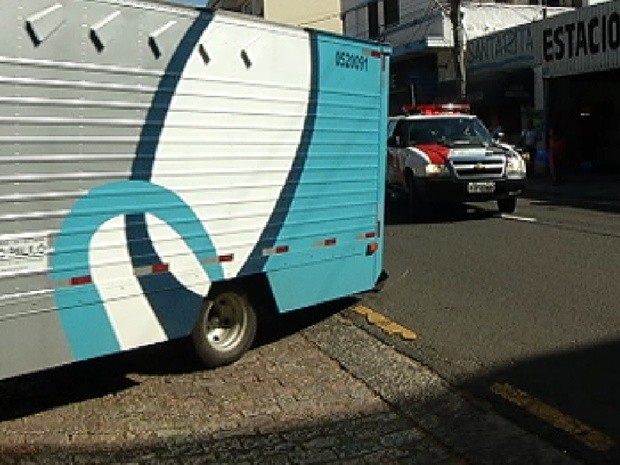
263;245;289;256
71;275;92;286
152;263;169;274
314;237;337;248
362;49;382;58
204;253;235;265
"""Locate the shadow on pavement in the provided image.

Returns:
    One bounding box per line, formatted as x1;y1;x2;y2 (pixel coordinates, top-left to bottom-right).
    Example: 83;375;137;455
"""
524;172;620;215
525;192;620;215
342;307;620;465
254;297;353;348
0;299;349;423
0;305;455;465
0;409;446;464
0;341;192;422
385;197;496;226
3;310;620;464
460;338;620;465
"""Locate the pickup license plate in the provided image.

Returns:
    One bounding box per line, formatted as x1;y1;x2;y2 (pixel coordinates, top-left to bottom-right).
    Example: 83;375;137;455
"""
467;181;495;194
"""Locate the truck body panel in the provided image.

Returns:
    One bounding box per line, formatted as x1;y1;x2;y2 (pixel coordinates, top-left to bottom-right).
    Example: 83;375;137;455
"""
0;0;390;379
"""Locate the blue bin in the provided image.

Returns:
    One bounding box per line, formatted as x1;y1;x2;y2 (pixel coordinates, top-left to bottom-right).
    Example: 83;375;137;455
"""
535;150;547;161
534;150;547;175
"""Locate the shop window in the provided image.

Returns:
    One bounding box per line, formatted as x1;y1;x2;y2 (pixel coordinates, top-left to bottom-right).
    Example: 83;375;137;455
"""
368;2;379;39
384;0;399;28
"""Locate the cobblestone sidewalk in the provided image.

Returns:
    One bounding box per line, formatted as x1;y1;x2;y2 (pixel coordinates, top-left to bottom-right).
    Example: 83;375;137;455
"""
0;313;579;464
0;319;458;464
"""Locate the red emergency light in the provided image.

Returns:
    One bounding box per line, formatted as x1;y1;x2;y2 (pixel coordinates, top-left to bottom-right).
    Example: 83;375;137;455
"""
401;103;471;115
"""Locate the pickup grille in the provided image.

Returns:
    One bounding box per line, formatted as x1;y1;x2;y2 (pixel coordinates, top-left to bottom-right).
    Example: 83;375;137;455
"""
449;156;505;180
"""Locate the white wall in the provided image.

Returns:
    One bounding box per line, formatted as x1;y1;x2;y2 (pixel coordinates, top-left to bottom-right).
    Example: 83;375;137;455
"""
341;0;449;46
265;0;342;33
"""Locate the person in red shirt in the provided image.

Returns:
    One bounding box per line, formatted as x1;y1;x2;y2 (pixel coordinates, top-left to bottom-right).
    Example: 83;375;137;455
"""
548;127;566;185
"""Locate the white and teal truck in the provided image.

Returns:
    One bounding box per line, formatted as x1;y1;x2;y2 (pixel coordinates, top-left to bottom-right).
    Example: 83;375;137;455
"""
0;0;390;380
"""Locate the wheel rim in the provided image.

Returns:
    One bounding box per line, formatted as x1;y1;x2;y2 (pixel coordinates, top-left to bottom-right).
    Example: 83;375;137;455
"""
203;294;247;352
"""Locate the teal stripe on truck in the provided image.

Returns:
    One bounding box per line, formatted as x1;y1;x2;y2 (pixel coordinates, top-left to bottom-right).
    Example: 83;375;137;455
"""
265;33;389;312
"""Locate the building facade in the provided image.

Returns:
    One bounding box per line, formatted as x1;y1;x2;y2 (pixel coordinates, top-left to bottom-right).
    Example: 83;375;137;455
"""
208;0;343;33
208;0;619;170
468;1;620;170
340;0;575;116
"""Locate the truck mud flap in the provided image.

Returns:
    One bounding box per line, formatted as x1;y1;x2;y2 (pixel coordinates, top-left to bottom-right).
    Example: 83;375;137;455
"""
371;269;389;293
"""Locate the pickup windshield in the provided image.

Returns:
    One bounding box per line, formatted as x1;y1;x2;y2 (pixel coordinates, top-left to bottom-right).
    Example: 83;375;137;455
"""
408;117;493;148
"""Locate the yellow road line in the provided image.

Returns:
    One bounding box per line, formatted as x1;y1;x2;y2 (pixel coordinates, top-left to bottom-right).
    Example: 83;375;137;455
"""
491;382;616;452
352;305;417;340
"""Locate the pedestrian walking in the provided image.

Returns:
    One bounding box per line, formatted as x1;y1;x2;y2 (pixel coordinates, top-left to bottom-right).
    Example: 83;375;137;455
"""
490;115;503;140
520;122;537;161
548;127;566;185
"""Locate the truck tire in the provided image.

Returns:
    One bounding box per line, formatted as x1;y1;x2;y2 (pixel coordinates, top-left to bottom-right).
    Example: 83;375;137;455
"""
497;197;517;214
192;289;257;368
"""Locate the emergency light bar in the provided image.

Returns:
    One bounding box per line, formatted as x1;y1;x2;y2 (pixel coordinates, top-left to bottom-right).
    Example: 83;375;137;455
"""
402;103;471;115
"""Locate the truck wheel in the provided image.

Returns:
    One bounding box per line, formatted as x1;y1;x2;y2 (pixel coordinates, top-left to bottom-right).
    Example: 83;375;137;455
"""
192;289;257;368
497;197;517;214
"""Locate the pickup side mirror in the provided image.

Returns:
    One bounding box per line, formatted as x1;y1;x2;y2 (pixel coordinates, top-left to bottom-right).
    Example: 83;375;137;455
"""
388;135;402;147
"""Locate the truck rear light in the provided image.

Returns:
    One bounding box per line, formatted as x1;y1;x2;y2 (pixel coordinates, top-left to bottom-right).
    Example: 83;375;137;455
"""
366;242;379;255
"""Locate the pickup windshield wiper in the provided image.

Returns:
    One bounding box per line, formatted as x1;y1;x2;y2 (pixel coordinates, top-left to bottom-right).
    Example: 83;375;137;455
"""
450;138;485;148
486;144;506;153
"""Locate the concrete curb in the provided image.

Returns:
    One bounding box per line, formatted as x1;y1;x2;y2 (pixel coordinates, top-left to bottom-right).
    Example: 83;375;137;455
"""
525;175;620;204
304;315;582;465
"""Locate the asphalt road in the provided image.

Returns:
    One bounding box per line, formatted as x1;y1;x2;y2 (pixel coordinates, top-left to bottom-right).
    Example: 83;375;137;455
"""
359;193;620;465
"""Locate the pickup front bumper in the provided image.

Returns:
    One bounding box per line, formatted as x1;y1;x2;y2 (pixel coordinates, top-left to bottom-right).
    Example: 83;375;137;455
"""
415;177;526;203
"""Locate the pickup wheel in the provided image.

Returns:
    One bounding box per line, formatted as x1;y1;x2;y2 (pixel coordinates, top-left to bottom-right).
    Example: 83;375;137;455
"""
498;197;517;214
405;172;420;219
192;289;257;368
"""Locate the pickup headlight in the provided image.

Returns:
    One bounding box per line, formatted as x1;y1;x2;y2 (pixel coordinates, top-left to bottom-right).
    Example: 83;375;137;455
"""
425;163;449;176
506;155;526;178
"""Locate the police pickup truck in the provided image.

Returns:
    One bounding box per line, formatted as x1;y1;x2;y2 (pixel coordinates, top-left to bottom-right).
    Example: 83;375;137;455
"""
387;104;526;216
